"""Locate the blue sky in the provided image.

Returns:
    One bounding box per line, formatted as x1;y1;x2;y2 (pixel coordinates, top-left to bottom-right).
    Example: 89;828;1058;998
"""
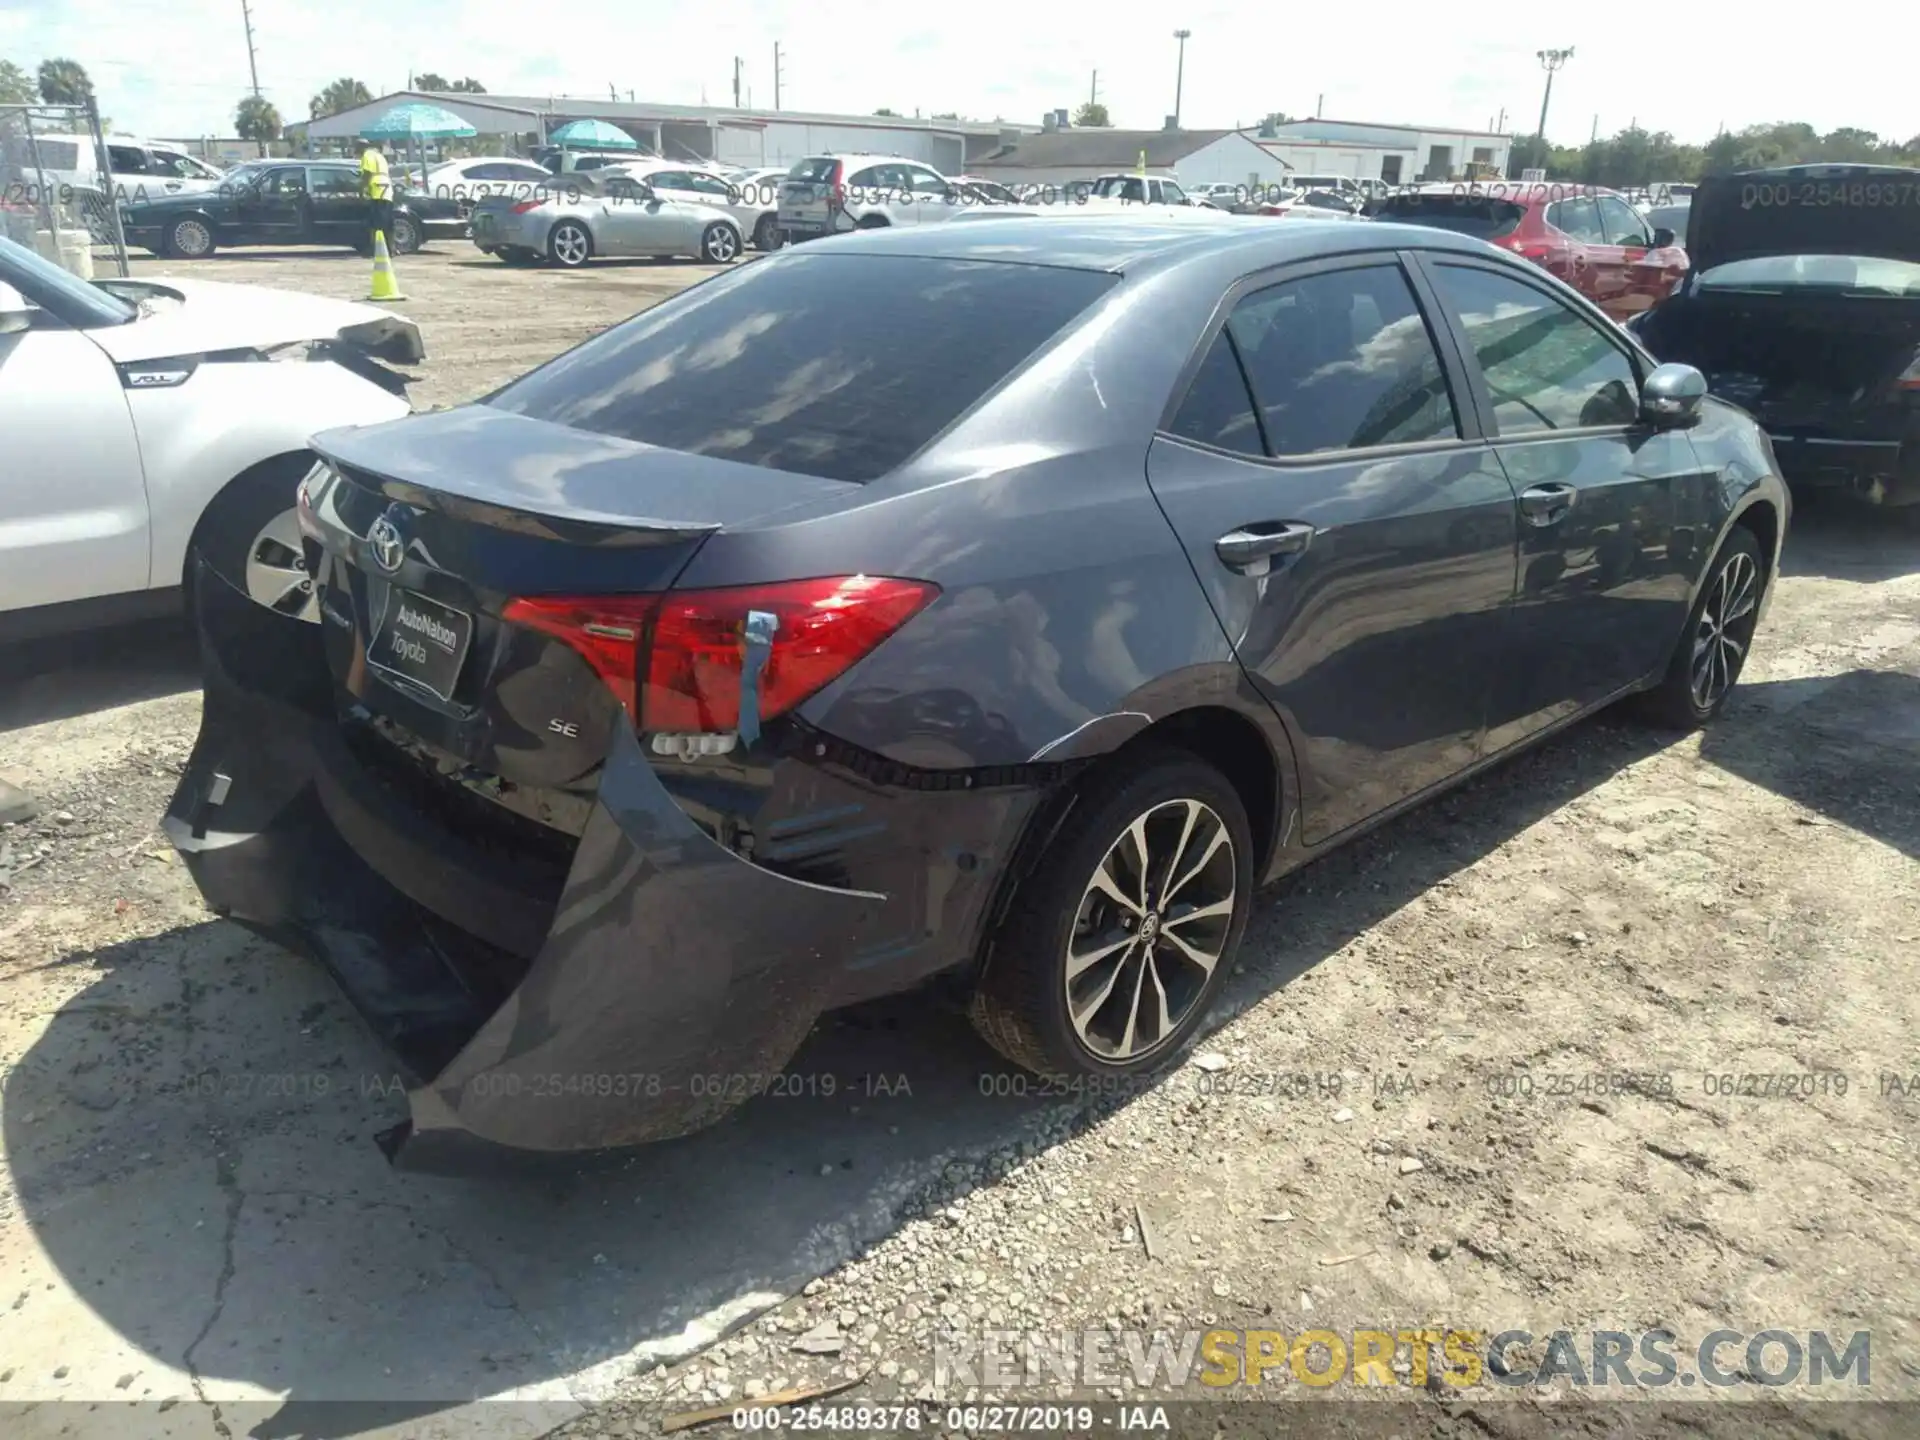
3;0;1914;147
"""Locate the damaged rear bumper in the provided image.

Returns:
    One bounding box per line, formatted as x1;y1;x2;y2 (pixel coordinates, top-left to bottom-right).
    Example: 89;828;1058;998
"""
163;561;888;1174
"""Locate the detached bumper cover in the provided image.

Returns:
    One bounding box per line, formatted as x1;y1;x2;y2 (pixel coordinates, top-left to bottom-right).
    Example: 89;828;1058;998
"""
163;561;886;1172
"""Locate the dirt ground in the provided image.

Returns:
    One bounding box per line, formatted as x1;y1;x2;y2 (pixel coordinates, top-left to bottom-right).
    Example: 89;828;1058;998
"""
1;244;1918;1438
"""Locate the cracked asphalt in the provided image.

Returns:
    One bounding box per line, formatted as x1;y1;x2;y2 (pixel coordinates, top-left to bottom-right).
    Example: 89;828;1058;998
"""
2;247;1918;1439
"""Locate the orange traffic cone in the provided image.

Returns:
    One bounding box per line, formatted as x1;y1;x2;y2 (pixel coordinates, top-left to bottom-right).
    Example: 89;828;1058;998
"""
368;229;406;302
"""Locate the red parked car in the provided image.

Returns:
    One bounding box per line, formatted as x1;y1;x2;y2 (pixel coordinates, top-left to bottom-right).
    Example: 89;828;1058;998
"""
1374;183;1689;321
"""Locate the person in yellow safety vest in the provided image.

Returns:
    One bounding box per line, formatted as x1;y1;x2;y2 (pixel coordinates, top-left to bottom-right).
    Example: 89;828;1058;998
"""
359;139;393;251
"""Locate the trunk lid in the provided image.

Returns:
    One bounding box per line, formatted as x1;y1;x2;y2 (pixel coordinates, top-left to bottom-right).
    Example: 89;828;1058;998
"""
304;405;857;796
1688;164;1920;272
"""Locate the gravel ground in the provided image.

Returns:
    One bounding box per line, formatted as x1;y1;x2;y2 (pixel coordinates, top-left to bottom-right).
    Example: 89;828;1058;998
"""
2;245;1918;1438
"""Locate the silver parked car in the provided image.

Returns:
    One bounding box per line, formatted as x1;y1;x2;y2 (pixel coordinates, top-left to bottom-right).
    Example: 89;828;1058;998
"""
469;172;744;268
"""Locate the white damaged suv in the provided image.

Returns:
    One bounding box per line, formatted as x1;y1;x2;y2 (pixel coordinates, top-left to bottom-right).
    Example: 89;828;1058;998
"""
0;235;419;640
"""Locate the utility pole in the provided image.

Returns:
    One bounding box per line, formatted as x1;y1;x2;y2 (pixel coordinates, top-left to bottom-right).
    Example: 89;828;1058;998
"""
733;57;742;109
240;0;261;96
1089;69;1099;113
773;42;783;110
1171;29;1191;128
1534;46;1573;155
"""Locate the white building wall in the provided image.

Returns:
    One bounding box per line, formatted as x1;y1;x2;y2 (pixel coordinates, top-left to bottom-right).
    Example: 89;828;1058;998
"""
1172;136;1295;189
754;121;966;173
966;162;1177;188
1260;143;1417;182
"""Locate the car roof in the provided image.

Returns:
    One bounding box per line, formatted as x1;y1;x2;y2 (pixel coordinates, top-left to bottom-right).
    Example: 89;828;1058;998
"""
799;211;1507;275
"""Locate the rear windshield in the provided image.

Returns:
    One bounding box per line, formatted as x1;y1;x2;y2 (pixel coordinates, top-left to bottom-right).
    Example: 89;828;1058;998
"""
484;254;1120;483
1377;194;1526;239
787;157;838;182
1697;254;1920;295
7;138;81;171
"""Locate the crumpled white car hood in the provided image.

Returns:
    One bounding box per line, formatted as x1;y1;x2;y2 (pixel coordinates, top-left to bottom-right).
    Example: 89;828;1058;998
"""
85;277;424;366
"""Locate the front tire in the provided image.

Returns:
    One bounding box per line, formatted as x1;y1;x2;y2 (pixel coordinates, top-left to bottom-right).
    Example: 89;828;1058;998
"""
388;214;422;254
970;751;1253;1080
188;456;321;624
546;220;593;268
751;213;782;251
701;222;741;263
165;216;216;259
1635;526;1765;728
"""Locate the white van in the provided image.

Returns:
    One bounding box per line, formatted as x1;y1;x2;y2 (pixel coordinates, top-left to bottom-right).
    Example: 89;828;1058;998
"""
6;133;224;206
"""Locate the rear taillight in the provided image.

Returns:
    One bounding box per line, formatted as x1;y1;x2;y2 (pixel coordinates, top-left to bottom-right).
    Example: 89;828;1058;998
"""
1897;352;1920;394
503;575;939;744
509;198;546;214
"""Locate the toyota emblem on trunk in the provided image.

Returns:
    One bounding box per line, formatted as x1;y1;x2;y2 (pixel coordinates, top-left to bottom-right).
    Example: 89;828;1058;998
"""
367;511;407;574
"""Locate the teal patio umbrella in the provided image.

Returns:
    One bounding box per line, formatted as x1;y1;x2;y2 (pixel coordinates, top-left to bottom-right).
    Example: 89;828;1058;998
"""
547;117;638;151
359;101;479;185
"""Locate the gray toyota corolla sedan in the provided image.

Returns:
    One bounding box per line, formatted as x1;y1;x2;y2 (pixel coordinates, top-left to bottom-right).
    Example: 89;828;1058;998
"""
164;213;1789;1171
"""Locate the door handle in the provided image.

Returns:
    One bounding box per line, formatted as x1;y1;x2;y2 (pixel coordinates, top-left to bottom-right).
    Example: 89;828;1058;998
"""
1519;483;1579;527
1215;522;1315;574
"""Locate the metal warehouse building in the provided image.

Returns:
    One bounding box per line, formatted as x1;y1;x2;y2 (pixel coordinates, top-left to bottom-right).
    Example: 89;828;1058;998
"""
968;122;1294;191
297;91;1035;174
1259;118;1514;185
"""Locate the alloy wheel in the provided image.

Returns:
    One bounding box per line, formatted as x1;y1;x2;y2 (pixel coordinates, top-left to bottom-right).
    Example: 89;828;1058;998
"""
172;219;212;257
1063;797;1237;1062
243;508;319;622
1689;549;1759;710
551;224;590;266
705;225;739;262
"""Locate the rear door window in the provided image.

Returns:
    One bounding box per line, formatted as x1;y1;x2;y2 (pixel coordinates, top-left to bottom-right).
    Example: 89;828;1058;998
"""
1428;263;1641;433
1596;195;1652;248
1546;196;1605;243
1226;264;1461;454
485;254;1119;483
1167;331;1265;456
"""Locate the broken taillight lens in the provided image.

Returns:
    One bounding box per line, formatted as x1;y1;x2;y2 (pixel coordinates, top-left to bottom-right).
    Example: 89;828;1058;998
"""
503;576;939;739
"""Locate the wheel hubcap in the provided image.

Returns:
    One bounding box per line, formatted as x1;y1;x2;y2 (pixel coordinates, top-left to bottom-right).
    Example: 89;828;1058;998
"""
555;227;586;263
1064;798;1237;1063
177;221;209;254
1689;550;1759;709
710;228;736;260
244;508;319;622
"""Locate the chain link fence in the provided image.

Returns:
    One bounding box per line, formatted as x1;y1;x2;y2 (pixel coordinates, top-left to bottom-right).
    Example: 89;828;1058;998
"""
0;102;131;278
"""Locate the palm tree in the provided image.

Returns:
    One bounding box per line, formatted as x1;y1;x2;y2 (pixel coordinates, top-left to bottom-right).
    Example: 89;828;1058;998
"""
309;77;373;121
36;57;95;107
0;60;35;105
235;95;284;155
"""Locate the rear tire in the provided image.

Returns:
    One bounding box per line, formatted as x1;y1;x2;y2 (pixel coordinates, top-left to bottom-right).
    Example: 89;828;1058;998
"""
546;220;593;268
499;247;538;266
1634;526;1765;729
855;214;889;229
165;216;216;259
752;213;782;251
969;750;1254;1081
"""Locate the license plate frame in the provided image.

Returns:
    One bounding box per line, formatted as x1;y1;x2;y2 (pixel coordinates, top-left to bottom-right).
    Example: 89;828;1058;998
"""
366;588;473;703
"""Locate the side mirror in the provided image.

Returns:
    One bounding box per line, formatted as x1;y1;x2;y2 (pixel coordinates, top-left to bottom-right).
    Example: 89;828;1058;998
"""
0;281;33;336
1650;227;1676;249
1640;362;1707;426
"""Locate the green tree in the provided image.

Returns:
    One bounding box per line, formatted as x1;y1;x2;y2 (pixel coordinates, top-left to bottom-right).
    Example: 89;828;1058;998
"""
235;94;283;153
412;72;451;91
0;59;35;105
873;107;899;117
1260;111;1294;129
309;77;373;121
36;57;94;106
448;78;485;93
1073;101;1110;127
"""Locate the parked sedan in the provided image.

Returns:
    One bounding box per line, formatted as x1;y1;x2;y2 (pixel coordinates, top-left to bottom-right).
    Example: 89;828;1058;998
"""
469;171;744;267
607;160;785;251
1629;164;1920;507
1374;183;1689;321
120;160;465;258
162;214;1786;1171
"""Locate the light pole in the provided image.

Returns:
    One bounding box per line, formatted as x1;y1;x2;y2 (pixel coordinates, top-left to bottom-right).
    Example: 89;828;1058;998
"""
1172;29;1191;128
1533;47;1573;169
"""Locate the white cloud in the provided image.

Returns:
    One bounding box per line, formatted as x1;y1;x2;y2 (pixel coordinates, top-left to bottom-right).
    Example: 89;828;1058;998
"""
3;0;1914;147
